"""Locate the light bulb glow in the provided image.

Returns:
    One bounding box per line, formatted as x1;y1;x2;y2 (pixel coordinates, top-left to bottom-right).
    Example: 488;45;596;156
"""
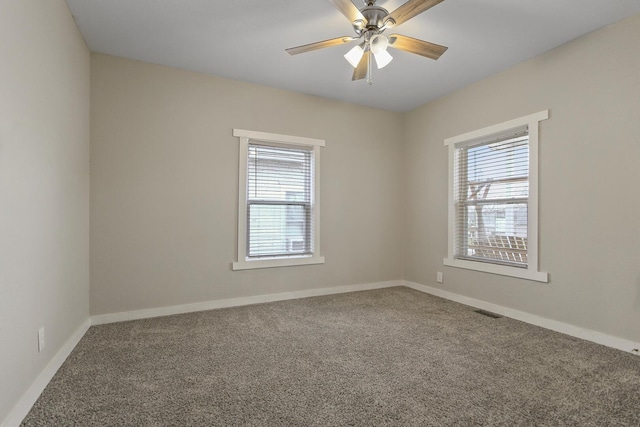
370;35;389;55
373;49;393;69
344;44;364;68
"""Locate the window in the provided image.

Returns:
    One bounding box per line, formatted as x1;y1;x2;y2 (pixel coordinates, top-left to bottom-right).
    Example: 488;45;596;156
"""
232;129;324;270
444;111;549;282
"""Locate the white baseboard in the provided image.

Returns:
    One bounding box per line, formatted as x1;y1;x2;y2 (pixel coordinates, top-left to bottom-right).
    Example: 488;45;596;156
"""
91;280;403;326
2;319;91;427
404;280;640;356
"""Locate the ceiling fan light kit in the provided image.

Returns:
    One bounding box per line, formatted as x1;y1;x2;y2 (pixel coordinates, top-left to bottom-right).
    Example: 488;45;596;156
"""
286;0;449;84
373;47;393;69
370;34;393;69
344;44;365;68
369;34;388;54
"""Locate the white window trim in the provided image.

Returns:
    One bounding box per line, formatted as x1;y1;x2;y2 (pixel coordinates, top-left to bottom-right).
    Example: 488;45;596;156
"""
443;111;549;283
232;129;325;271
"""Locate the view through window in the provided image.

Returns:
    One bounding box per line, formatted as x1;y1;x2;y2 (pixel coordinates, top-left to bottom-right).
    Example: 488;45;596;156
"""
247;143;313;258
455;133;529;267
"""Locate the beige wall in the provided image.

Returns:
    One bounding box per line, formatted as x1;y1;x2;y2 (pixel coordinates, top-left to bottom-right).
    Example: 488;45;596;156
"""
90;54;404;315
0;0;90;423
404;13;640;343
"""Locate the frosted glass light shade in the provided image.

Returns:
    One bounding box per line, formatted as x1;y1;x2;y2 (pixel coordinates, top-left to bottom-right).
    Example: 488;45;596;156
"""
370;35;389;54
344;45;364;68
373;49;393;69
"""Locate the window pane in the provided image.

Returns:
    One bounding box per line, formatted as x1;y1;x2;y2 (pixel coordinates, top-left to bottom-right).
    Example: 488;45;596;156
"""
466;137;529;201
248;204;310;257
455;134;530;267
246;142;313;258
465;203;528;265
248;145;311;203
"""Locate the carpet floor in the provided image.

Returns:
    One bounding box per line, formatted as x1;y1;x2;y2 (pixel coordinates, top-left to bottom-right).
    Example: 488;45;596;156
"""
22;287;640;426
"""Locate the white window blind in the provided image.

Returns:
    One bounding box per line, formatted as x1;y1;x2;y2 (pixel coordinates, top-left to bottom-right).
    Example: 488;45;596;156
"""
454;130;530;267
247;143;314;258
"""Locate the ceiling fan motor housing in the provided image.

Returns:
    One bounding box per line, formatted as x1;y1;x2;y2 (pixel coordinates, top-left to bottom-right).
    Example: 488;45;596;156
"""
354;4;391;35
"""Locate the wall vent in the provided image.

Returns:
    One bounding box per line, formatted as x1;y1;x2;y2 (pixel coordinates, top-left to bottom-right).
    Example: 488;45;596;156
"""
474;309;502;319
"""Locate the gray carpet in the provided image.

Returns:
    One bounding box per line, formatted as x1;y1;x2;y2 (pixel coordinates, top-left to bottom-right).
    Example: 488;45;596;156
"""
22;287;640;426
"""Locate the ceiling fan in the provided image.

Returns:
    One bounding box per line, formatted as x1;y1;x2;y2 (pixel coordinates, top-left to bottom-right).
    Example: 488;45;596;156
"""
286;0;448;83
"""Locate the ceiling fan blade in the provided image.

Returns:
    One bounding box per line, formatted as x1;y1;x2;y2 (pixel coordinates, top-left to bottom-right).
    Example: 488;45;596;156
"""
329;0;367;26
286;36;355;56
386;0;446;27
388;34;448;60
352;51;370;81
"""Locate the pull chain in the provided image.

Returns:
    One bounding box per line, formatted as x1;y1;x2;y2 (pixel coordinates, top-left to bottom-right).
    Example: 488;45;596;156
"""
367;50;373;85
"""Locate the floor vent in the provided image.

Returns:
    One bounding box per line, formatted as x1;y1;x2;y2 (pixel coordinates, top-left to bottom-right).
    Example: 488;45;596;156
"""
474;309;503;319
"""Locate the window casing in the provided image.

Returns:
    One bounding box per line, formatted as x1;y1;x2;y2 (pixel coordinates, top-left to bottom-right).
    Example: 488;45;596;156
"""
444;111;549;282
233;129;324;270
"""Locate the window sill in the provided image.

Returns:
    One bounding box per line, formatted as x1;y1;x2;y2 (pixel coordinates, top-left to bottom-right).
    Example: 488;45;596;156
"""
232;256;325;271
443;257;548;283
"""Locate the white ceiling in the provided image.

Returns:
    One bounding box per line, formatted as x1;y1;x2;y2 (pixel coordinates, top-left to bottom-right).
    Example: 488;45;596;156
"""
65;0;640;112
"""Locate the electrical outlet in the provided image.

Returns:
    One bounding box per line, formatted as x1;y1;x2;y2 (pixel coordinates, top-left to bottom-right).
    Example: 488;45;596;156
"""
437;272;443;283
38;327;45;352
